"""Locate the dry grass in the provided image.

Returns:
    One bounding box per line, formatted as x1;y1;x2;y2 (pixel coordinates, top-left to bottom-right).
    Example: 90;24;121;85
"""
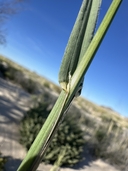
75;96;128;128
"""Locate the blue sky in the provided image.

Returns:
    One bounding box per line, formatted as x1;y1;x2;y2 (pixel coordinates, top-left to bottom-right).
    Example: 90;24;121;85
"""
0;0;128;117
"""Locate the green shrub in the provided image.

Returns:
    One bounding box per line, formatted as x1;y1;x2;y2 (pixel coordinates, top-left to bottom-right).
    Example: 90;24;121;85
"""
95;128;106;142
4;66;18;80
43;82;50;89
4;65;37;93
20;101;85;166
0;152;6;171
20;78;37;94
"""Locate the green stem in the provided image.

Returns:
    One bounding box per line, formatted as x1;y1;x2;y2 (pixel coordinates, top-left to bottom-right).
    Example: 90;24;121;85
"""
70;0;122;96
17;0;122;170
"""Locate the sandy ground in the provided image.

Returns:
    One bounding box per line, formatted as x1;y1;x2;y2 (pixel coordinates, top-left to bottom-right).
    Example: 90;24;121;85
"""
0;78;121;171
0;78;30;170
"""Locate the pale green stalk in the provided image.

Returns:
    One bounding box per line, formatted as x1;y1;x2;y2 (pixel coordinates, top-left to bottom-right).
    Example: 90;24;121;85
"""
50;147;66;171
17;0;122;171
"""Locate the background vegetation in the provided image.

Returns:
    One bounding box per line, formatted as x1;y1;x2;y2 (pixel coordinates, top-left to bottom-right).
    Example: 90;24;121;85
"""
0;55;128;170
20;96;85;166
0;152;6;171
